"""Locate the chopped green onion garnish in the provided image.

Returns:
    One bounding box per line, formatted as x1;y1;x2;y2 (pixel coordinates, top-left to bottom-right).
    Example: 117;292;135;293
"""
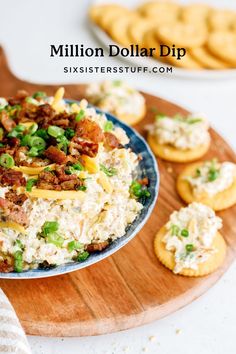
170;224;180;236
181;229;189;237
195;168;201;177
25;97;38;105
28;147;40;157
68;240;83;252
47;233;64;247
208;168;219;182
0;153;15;168
77;185;87;191
129;181;150;199
35;129;49;140
77;251;89;262
187;118;202;124
14;250;23;273
28;123;38;135
155;113;166;120
48;125;65;138
112;80;122;87
7;124;25;138
57;135;69;153
15;239;23;250
0;143;4;147
32;91;46;99
42;221;59;236
64;128;75;139
186;244;194;252
21;134;31;146
100;163;117;177
72;162;84;171
104;121;113;132
0;127;4;140
75;110;85;122
28;136;46;149
26;178;37;192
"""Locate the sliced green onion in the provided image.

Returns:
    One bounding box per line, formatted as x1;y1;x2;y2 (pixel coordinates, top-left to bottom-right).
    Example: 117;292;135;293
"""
64;128;75;139
28;147;40;157
21;134;31;146
181;229;189;237
186;244;194;252
208;168;219;182
28;123;38;135
72;162;84;171
171;224;180;236
26;178;37;192
7;124;26;138
155;113;165;120
35;129;49;140
0;127;4;140
100;163;117;177
129;181;150;199
42;221;59;236
25;97;38;105
47;233;64;247
0;143;4;147
32;91;46;99
14;250;23;273
15;239;23;250
112;80;122;87
48;125;65;138
195;168;201;177
28;136;46;149
104;121;113;132
57;135;69;153
77;185;87;191
0;153;15;168
187;118;202;124
77;251;89;262
75;109;85;122
68;240;83;252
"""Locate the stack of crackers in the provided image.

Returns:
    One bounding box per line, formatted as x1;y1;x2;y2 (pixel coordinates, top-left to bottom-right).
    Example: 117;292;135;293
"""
89;1;236;70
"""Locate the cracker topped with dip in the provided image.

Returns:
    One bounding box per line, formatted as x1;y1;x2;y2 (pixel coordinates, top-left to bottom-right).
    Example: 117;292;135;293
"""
86;80;146;125
177;159;236;210
147;113;210;162
154;202;226;276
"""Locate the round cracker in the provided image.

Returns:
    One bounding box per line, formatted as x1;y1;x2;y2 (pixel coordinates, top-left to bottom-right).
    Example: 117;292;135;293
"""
148;133;210;162
157;22;207;48
154;226;226;276
209;9;236;31
89;5;128;27
189;46;230;69
98;101;146;126
142;29;163;60
138;1;180;22
128;18;156;46
97;7;129;31
180;3;211;24
176;161;236;211
164;50;203;69
207;31;236;66
108;13;139;46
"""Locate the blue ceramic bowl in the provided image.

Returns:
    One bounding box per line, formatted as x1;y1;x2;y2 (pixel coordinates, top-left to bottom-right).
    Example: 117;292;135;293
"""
0;103;159;279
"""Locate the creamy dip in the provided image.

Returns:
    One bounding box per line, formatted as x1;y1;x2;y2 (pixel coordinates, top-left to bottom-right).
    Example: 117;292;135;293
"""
149;113;210;150
86;80;145;117
186;160;236;197
163;202;222;273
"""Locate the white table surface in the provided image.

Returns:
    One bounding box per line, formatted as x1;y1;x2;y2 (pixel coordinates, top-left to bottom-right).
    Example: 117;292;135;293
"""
0;0;236;353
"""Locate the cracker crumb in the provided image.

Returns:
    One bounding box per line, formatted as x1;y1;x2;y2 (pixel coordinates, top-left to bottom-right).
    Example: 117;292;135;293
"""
176;328;182;335
149;335;156;342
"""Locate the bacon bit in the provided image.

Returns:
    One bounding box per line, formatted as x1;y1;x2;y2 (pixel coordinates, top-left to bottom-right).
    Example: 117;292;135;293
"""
86;241;109;253
8;89;29;106
137;177;149;186
69;139;98;158
104;132;121;149
76;118;104;143
0;197;29;227
0;258;14;273
0;111;16;132
8;137;20;148
44;146;67;164
5;191;28;206
0;168;26;187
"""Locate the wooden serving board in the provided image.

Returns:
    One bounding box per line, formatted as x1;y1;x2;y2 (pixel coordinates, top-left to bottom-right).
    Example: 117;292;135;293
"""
0;47;236;336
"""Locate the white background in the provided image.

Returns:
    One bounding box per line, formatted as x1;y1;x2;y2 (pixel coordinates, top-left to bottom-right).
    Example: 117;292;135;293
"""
0;0;236;353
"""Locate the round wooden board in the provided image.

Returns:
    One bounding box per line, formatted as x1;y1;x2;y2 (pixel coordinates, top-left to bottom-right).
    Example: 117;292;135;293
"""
0;47;236;336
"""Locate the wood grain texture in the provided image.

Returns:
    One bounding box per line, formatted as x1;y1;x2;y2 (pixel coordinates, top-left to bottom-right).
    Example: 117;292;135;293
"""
0;47;235;336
